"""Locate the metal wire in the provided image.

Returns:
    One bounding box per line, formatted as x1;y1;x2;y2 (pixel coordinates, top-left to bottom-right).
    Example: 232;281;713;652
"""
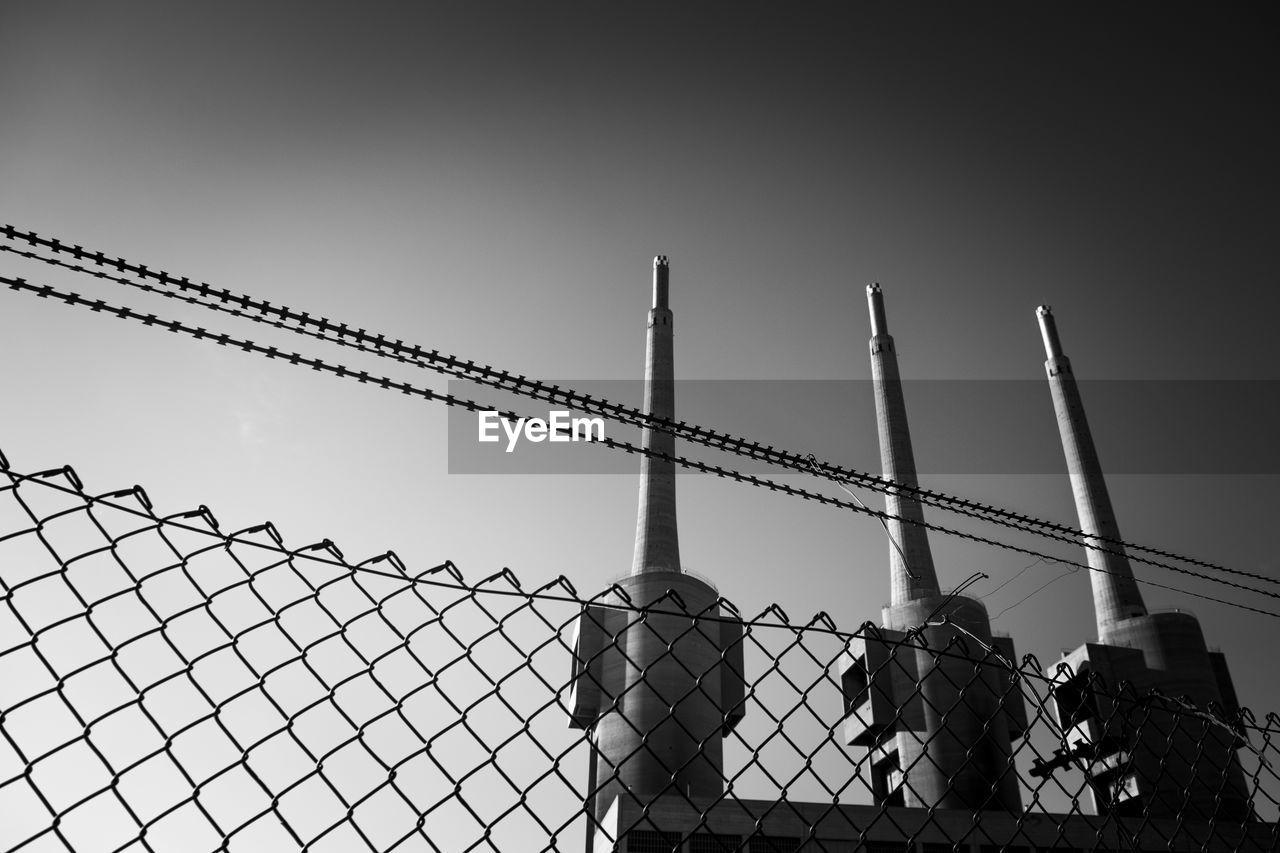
2;227;1274;598
1;450;1276;853
3;272;1277;623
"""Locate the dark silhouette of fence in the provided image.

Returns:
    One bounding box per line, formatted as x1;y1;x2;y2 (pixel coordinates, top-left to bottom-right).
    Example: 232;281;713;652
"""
1;450;1275;852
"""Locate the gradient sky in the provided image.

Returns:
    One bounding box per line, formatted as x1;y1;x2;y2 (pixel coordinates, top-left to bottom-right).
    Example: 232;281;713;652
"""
2;0;1278;768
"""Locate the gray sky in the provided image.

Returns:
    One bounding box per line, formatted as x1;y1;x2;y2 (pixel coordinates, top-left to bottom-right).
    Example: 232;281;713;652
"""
2;0;1278;786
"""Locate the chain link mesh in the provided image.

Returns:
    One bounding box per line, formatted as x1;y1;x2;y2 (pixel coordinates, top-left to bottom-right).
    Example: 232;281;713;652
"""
1;451;1276;852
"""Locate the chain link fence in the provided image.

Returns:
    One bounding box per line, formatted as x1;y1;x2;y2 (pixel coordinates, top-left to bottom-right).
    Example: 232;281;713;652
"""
1;450;1276;852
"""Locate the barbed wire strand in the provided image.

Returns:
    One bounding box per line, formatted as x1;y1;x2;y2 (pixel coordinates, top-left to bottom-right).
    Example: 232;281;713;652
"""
4;274;1280;624
1;229;1274;596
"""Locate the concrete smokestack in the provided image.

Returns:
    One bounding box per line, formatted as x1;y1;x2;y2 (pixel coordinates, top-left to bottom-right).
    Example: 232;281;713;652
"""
1036;305;1146;637
632;255;680;574
867;284;940;603
1041;306;1250;821
844;284;1023;814
652;253;669;309
568;256;746;827
1037;304;1064;360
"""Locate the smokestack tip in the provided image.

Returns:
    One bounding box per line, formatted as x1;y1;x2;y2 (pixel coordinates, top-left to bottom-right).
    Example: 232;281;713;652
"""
1036;305;1064;359
866;282;888;337
652;256;670;309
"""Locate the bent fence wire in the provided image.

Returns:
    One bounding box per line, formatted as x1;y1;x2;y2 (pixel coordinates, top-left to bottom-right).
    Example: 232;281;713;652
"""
0;452;1276;853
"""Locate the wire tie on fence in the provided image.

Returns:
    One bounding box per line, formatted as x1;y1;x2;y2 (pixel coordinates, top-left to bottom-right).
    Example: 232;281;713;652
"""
376;550;408;574
95;485;153;512
809;611;838;632
477;567;522;589
535;575;579;598
600;583;634;607
163;504;220;531
714;596;742;618
231;521;284;547
28;465;83;491
299;538;344;560
648;587;689;613
760;603;791;625
418;560;462;582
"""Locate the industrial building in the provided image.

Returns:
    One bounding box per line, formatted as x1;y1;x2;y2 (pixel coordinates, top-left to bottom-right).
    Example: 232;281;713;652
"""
1036;306;1252;821
564;260;1260;851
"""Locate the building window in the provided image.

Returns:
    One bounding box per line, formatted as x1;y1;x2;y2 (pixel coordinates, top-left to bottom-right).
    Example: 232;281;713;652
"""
1051;672;1098;727
842;655;870;716
873;749;905;807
